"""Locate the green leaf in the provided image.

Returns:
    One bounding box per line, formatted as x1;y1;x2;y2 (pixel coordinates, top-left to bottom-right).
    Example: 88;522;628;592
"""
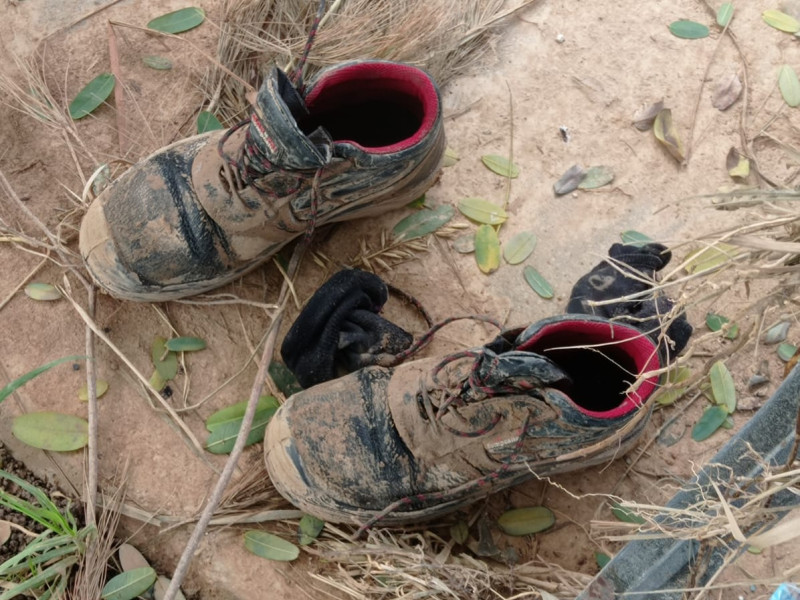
474;224;501;274
406;195;426;209
596;552;611;569
706;313;729;332
392;204;454;240
610;502;645;524
716;3;734;27
620;230;653;246
78;380;109;401
497;507;555;536
142;55;173;70
149;370;167;392
777;343;797;362
442;147;460;167
165;336;206;352
725;323;739;340
197;111;223;133
204;407;278;454
151;336;178;381
668;366;691;384
298;514;325;546
451;234;475;254
69;73;115;120
778;65;800;108
244;531;299;561
458;197;508;225
692;405;729;441
450;520;469;544
553;164;586;195
205;396;279;432
668;20;710;39
709;361;736;412
147;7;206;34
503;231;537;265
101;566;157;600
268;362;303;396
578;166;615;189
523;266;554;299
762;9;800;33
12;412;88;451
0;356;84;404
24;283;62;301
656;388;686;406
684;243;740;273
481;154;519;178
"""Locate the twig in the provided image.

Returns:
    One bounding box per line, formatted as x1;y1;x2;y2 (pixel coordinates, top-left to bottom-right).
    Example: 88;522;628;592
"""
107;21;127;156
85;285;98;528
162;239;309;600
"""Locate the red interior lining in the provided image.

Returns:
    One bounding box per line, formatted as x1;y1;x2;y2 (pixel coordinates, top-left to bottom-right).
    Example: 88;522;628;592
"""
517;320;661;419
304;62;439;153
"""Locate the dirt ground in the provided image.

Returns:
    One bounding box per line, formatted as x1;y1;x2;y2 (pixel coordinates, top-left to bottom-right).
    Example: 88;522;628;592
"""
1;0;799;598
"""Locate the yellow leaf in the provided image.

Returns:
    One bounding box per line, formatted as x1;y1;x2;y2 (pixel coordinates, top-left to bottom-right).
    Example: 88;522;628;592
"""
653;108;685;163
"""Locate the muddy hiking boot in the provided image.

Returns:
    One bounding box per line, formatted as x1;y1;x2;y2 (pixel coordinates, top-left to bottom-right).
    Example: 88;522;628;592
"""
265;242;692;527
79;61;445;301
265;314;663;527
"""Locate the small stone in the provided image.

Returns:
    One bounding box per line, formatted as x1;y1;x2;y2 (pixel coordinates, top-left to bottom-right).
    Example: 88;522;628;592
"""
556;33;565;43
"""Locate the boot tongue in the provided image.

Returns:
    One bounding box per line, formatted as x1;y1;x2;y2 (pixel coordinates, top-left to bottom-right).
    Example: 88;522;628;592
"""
249;67;331;169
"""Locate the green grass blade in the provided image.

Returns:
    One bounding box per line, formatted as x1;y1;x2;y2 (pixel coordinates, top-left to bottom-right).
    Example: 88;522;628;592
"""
0;356;84;404
0;555;77;600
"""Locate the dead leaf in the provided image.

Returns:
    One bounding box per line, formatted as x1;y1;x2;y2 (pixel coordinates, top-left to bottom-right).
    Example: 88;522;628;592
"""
726;147;750;179
712;73;742;110
553;164;586;195
0;521;11;546
653;108;685;163
633;100;664;131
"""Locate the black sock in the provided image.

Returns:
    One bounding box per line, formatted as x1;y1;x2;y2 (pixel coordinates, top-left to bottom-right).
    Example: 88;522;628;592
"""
281;269;413;389
566;243;692;357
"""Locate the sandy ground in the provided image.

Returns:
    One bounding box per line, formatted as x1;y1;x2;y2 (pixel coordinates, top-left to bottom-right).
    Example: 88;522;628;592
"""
0;0;799;598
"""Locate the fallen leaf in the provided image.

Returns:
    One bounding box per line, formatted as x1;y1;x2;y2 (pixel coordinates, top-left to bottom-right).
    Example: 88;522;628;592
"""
205;396;280;432
0;355;84;404
611;502;645;524
710;361;736;413
632;100;664;131
692;405;729;441
726;147;750;179
78;380;109;401
142;56;173;70
668;20;710;39
442;147;460;167
762;9;800;32
458;198;507;225
596;552;611;569
481;154;519;178
244;531;299;561
298;514;325;545
197;111;223;133
503;231;537;264
392;204;454;240
684;243;740;273
268;362;303;396
0;521;10;546
764;321;790;344
497;507;555;536
450;520;469;544
620;230;654;246
101;566;157;600
69;73;115;120
578;165;615;189
151;336;178;381
553;164;586;195
12;412;89;451
706;312;730;332
118;544;150;572
653;108;685;163
153;576;186;600
523;266;554;298
712;73;742;110
204;406;278;454
165;336;206;352
24;282;62;301
777;343;797;362
147;7;206;34
474;225;501;274
778;65;800;107
451;234;475;254
717;2;734;27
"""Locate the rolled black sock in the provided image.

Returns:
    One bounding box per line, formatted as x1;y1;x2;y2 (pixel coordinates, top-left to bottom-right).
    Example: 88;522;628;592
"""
281;269;413;389
566;243;692;357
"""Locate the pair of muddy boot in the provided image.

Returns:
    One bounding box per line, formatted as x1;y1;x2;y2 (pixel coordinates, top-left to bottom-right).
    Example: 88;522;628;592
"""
78;60;691;526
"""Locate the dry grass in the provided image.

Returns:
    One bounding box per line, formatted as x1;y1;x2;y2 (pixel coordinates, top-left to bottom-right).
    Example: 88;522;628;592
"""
204;0;539;123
